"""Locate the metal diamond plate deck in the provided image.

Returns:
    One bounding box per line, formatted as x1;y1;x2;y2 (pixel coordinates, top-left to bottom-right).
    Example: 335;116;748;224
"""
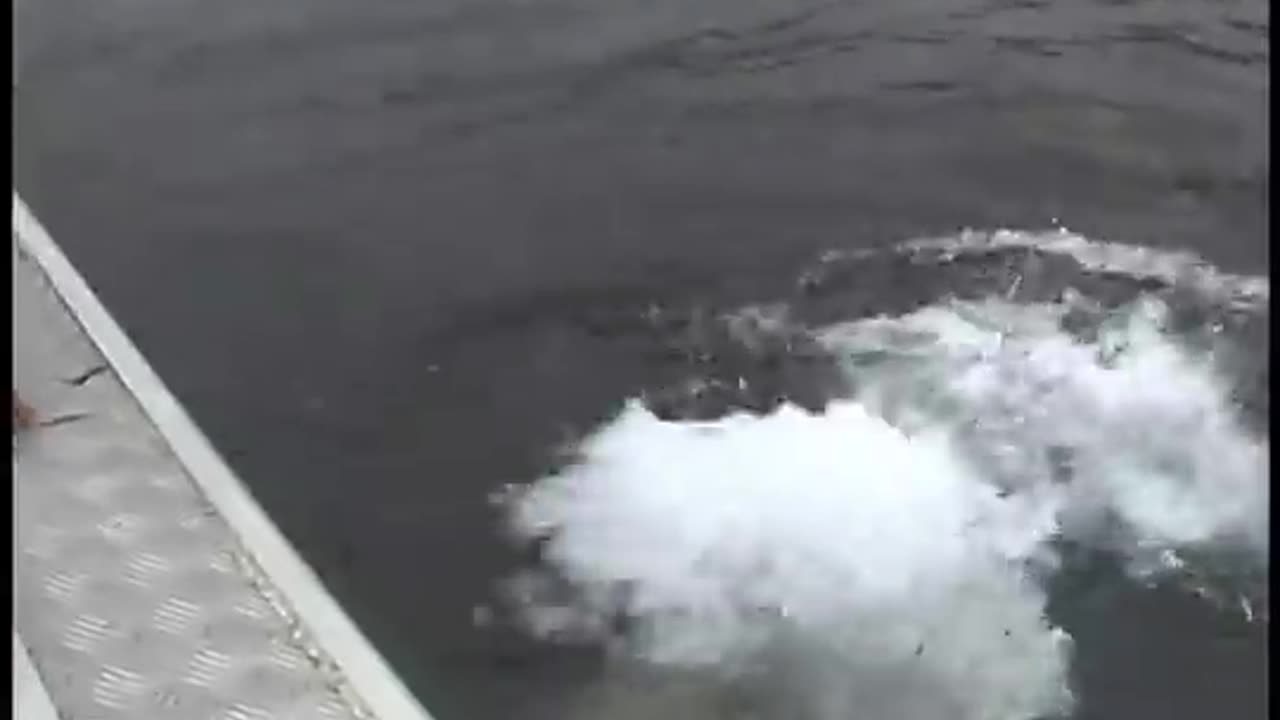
13;238;372;720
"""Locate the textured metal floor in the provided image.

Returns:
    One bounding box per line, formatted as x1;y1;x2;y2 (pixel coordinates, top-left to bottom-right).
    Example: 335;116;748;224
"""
12;237;375;720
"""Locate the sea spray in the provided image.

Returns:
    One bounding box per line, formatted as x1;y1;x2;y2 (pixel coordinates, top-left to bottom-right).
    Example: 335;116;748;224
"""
499;235;1268;720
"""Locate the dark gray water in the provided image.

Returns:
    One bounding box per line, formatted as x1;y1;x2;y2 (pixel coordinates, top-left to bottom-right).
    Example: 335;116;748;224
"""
14;0;1267;718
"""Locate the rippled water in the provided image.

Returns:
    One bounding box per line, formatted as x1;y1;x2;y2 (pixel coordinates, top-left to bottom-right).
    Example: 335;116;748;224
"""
14;1;1267;718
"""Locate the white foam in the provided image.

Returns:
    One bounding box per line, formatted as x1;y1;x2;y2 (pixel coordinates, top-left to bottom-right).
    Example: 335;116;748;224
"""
817;228;1270;308
510;400;1074;719
502;258;1267;720
820;296;1269;555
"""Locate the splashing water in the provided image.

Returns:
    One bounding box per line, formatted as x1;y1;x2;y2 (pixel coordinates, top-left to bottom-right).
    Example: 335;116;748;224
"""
498;233;1268;720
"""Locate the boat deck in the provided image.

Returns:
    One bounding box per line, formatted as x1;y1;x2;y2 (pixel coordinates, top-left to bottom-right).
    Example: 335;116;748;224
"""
13;196;433;720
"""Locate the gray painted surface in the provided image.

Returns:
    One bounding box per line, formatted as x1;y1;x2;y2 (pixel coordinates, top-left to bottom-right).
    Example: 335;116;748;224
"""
14;633;62;720
13;237;368;720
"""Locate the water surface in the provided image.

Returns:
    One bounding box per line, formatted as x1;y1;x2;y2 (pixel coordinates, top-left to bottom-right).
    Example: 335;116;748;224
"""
14;0;1268;718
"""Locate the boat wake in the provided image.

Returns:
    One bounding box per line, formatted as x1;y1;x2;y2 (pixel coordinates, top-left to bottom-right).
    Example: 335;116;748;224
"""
496;230;1268;720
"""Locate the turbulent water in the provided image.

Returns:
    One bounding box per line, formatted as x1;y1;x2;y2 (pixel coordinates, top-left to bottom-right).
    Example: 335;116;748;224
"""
15;0;1268;715
499;231;1268;720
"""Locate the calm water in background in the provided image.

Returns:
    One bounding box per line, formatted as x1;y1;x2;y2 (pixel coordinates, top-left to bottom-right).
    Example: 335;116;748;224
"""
14;0;1267;718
